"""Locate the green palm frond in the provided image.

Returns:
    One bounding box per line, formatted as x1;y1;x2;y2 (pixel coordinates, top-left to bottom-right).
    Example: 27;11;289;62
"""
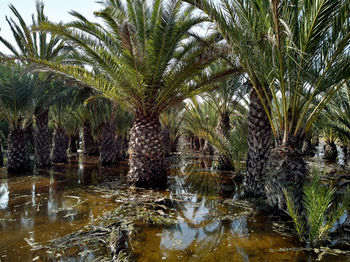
0;64;35;130
14;0;233;117
186;0;350;143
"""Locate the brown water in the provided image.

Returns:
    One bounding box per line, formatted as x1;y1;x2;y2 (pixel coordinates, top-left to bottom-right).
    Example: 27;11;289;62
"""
0;155;349;261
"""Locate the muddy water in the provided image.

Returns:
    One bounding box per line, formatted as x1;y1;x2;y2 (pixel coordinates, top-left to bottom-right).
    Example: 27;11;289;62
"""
0;155;349;261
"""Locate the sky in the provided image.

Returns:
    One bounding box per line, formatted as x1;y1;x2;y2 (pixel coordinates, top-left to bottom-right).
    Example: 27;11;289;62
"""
0;0;101;54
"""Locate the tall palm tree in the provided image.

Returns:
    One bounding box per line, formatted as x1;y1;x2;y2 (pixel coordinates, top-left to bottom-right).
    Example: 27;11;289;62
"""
0;1;67;167
25;0;233;188
187;0;350;207
0;64;35;173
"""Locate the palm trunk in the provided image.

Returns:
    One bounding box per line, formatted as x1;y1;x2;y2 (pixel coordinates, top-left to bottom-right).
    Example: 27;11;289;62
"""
265;135;307;210
341;144;350;164
82;121;99;155
51;127;69;163
302;135;316;157
34;109;51;166
0;141;3;166
68;134;79;156
193;136;200;151
202;139;213;155
99;123;119;165
162;126;171;156
127;115;166;188
216;112;234;170
7;128;30;173
245;85;272;196
323;142;337;162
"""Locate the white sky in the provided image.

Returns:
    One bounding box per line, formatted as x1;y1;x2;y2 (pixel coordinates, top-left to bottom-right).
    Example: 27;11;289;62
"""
0;0;101;54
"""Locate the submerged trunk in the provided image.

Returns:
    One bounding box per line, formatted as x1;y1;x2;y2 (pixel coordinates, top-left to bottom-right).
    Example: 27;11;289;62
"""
245;85;272;196
99;123;119;165
127;115;166;188
68;134;79;156
82;121;99;155
323;142;337;162
34;109;51;167
51;127;69;163
216;112;234;171
265;135;307;210
7;128;30;173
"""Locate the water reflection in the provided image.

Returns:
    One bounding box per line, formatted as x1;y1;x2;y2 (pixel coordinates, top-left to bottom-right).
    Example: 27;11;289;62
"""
0;156;128;262
0;155;348;261
0;182;9;210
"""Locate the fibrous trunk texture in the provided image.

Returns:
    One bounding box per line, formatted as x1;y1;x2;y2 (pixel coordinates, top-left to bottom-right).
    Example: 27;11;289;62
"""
116;136;129;160
127;115;166;188
265;136;307;210
193;136;200;151
245;86;272;196
7;128;30;173
68;134;79;156
34;109;51;167
51;127;69;163
216;112;234;171
82;122;99;155
0;141;3;166
341;144;350;164
162;126;172;156
202;139;214;155
99;123;119;165
302;135;316;157
323;142;338;162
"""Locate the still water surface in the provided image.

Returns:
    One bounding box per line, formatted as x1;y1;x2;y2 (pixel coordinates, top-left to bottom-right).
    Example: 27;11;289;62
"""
0;155;348;261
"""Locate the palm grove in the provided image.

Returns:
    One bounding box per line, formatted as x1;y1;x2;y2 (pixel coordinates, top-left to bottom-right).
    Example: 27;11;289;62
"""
0;0;350;215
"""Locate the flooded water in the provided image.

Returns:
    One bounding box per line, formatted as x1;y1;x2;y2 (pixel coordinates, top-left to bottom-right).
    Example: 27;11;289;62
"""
0;155;349;261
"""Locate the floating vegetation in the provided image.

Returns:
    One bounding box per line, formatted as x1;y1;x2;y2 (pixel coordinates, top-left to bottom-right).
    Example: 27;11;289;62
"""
37;182;179;261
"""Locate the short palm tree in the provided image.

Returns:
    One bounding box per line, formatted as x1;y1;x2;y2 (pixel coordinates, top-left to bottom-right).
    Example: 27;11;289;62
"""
322;83;350;163
160;104;184;155
201;73;248;170
27;0;233;188
0;1;67;167
65;113;80;156
75;102;99;155
0;64;35;173
50;81;81;163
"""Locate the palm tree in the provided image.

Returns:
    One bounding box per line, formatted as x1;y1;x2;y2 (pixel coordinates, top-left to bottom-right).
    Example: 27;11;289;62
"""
160;104;184;155
0;1;67;167
25;0;233;188
50;81;81;163
201;73;248;170
322;83;350;163
75;102;99;155
187;0;350;207
182;98;248;171
0;64;35;173
65;113;80;156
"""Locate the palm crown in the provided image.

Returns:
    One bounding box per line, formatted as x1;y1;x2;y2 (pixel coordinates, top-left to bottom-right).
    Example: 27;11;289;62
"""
187;0;350;144
29;0;232;118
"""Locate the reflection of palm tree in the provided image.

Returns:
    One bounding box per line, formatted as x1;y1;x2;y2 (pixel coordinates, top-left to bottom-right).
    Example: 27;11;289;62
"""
185;171;220;197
